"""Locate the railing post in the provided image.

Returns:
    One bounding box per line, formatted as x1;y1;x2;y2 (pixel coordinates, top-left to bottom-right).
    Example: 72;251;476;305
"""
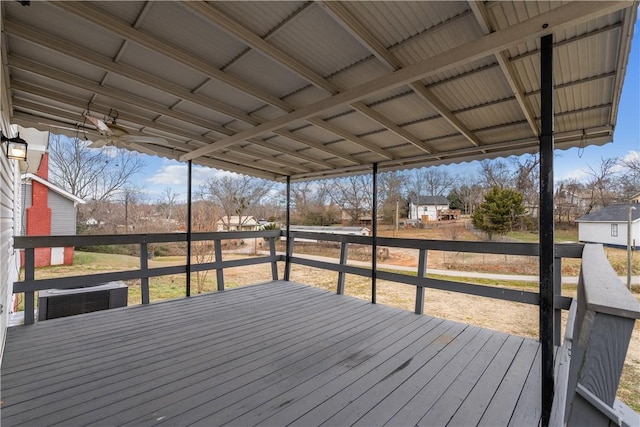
186;159;192;297
539;32;555;427
23;247;35;325
140;242;150;304
337;240;349;295
284;176;292;281
269;236;278;280
214;239;224;291
554;255;562;344
372;162;378;305
415;248;427;314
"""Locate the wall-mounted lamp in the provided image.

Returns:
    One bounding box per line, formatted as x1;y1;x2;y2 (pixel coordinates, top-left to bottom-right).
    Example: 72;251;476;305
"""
1;131;29;161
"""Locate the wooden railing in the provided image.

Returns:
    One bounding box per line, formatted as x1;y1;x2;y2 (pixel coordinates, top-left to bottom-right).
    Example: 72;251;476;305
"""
286;230;582;342
13;230;281;325
551;244;640;426
14;230;583;331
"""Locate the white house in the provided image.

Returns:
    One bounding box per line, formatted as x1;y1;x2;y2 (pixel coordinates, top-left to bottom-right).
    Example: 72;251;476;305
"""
576;204;640;249
216;216;261;232
408;196;449;221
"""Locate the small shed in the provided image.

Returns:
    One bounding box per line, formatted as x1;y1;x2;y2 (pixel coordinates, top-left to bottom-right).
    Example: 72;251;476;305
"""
408;196;450;221
576;204;640;249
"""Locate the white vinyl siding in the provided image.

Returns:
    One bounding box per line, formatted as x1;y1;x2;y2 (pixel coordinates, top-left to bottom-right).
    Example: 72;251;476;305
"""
0;156;20;362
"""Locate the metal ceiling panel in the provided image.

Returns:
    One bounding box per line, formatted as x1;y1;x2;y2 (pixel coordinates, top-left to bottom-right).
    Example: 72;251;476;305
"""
328;59;392;91
456;99;525;131
342;1;470;48
368;92;438;124
197;79;271;114
224;50;310;100
140;2;246;69
269;3;373;78
212;1;308;39
324;112;383;137
118;43;208;90
0;1;635;181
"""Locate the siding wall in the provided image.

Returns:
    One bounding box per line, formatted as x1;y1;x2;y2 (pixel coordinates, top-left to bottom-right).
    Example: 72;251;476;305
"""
578;221;640;249
0;152;20;363
50;191;76;235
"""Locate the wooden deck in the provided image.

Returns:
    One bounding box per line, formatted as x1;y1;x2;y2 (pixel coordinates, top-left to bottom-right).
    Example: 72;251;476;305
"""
1;281;542;426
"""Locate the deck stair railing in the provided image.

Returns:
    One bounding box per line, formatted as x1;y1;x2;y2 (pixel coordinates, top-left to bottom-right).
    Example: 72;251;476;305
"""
551;244;640;427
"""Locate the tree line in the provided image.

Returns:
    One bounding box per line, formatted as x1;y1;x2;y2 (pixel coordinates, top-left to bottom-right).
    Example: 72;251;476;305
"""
46;135;640;235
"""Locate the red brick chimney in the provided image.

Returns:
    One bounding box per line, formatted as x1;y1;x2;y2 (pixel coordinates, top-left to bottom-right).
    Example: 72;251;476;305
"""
26;153;52;266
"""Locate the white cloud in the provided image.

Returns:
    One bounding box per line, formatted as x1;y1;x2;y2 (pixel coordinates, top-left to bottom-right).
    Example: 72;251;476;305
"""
145;162;240;200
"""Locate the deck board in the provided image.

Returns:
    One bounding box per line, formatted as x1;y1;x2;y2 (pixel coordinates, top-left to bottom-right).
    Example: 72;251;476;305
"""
1;280;542;426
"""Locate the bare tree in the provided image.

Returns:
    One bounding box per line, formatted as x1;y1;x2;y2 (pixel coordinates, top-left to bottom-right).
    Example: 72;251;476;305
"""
512;154;539;217
378;171;407;222
583;157;619;212
478;159;512;189
291;181;337;225
48;134;145;202
202;174;274;229
328;175;372;225
157;187;179;221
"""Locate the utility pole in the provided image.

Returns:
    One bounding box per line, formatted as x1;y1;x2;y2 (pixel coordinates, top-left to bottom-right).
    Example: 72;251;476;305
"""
628;206;636;290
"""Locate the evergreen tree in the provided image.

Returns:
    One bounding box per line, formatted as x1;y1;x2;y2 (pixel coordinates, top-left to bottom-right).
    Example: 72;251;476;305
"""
471;186;525;240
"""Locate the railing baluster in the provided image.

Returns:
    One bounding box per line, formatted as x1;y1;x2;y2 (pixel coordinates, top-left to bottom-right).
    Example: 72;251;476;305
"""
415;248;427;315
24;247;35;325
140;243;150;304
214;238;224;291
337;240;349;295
269;236;278;280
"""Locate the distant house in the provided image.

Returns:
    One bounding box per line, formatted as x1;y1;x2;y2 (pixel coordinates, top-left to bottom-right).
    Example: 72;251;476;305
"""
216;216;261;231
576;204;640;249
630;191;640;204
20;153;85;267
408;196;450;221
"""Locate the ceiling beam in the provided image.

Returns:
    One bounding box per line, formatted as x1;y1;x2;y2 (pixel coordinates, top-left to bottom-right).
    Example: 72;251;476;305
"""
9;56;358;169
8;8;390;168
321;1;483;148
468;0;539;135
52;1;292;113
181;0;629;161
182;1;338;95
4;21;259;126
306;117;394;160
349;102;435;154
185;0;432;155
12;97;307;176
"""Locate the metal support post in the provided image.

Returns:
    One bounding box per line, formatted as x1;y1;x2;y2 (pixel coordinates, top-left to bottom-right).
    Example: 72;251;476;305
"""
539;33;555;427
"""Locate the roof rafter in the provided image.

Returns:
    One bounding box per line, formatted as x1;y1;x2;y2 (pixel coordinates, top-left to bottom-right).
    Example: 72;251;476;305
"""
50;2;391;167
182;0;431;156
52;1;292;113
468;0;540;135
12;97;308;175
320;1;483;148
181;0;629;161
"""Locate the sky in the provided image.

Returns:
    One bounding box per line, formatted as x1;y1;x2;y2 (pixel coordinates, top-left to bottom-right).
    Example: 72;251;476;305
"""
132;18;640;204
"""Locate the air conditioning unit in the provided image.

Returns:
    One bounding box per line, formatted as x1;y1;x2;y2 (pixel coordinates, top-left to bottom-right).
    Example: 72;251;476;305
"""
37;281;128;321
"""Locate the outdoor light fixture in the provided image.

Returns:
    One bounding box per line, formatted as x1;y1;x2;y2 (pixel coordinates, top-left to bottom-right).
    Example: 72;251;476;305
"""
1;131;28;161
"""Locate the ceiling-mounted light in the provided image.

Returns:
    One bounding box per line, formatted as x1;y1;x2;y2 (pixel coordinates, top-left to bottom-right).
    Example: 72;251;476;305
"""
1;131;29;161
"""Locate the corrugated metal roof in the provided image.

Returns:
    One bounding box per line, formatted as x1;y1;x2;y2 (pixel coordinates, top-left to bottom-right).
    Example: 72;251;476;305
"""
2;1;637;182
